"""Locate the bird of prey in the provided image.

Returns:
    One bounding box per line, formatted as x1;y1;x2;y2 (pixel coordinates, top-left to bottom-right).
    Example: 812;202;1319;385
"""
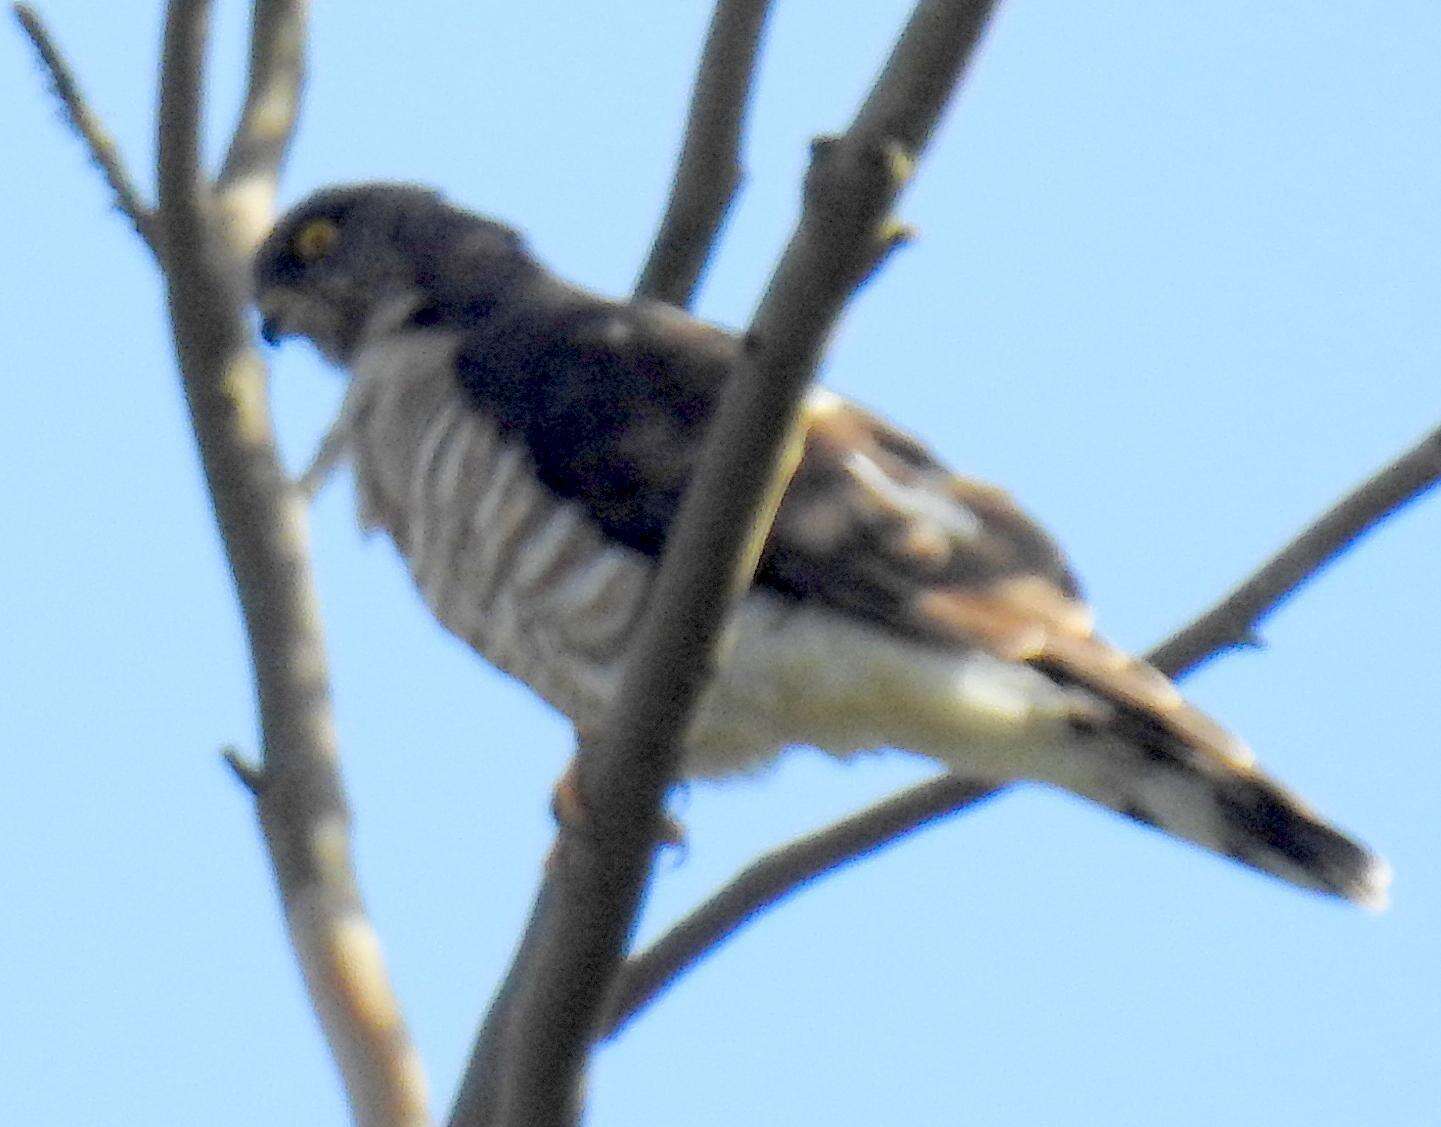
253;182;1389;909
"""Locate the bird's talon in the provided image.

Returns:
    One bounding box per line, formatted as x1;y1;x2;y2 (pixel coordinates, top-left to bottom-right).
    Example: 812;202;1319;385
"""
550;756;688;852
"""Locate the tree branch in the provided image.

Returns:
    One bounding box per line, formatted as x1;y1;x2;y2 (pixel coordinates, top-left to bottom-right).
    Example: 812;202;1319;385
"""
599;776;1001;1038
448;4;1000;1125
633;0;774;307
13;4;158;253
216;0;306;253
151;3;429;1123
605;422;1441;1035
1147;423;1441;677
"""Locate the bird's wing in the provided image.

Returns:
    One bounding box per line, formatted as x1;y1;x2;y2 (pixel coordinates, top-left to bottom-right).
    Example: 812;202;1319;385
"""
762;395;1253;766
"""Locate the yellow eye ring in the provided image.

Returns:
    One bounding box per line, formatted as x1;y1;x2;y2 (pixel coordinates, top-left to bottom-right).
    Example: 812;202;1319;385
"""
292;217;339;263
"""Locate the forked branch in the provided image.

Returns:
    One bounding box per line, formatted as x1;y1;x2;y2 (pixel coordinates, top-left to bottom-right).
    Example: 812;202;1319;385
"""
155;3;428;1123
19;1;430;1123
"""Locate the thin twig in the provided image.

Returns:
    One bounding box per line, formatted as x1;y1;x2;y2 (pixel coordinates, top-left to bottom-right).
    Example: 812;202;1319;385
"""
605;422;1441;1034
221;745;265;795
633;0;775;307
13;4;159;252
216;0;307;252
153;2;429;1124
600;777;1000;1038
1147;424;1441;678
449;4;999;1125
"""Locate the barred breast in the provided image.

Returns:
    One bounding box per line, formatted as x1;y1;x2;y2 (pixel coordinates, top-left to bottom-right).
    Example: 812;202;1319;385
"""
346;329;654;729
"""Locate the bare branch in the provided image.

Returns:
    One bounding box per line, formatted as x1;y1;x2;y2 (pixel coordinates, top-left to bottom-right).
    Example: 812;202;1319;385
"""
449;4;1000;1125
216;0;307;253
155;3;429;1123
13;4;158;252
600;776;1000;1038
848;0;992;158
633;0;775;307
1147;424;1441;677
156;1;208;241
221;744;265;795
608;423;1441;1031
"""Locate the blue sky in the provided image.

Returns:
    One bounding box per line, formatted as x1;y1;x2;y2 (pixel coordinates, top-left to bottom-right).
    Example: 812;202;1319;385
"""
4;3;1439;1124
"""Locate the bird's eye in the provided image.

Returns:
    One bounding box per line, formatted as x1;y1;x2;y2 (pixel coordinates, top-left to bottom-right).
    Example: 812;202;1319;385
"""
292;218;340;264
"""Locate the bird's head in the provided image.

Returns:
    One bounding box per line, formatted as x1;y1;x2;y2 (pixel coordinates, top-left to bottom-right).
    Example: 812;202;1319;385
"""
252;182;531;365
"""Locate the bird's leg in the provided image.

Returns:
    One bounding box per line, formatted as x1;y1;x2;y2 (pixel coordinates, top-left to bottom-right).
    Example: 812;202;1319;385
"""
294;418;350;500
549;745;687;853
294;374;378;501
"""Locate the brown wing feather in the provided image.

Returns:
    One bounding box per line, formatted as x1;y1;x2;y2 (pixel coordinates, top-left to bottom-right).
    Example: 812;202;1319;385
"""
1032;627;1254;771
772;399;1251;773
760;399;1080;625
916;578;1253;771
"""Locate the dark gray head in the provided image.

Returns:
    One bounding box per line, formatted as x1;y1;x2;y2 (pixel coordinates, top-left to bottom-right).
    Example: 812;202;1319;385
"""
252;182;534;364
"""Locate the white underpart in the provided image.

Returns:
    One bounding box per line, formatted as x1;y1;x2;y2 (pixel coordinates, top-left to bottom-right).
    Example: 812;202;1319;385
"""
324;325;1098;781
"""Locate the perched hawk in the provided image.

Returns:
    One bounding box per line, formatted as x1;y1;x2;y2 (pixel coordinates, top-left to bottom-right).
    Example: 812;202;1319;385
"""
254;183;1388;908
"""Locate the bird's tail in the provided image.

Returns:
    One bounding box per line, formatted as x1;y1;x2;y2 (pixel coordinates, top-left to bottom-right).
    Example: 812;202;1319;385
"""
1039;724;1391;910
1021;632;1391;910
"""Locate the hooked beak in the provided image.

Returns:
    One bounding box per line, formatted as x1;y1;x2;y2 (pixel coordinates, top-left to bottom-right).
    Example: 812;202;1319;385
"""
256;289;291;347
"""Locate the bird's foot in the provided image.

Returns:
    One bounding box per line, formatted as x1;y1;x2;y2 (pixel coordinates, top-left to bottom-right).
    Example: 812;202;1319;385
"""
548;755;687;865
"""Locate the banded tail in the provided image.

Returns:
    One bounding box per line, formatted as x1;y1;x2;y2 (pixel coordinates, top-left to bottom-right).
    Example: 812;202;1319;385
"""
1030;630;1390;909
1041;723;1391;909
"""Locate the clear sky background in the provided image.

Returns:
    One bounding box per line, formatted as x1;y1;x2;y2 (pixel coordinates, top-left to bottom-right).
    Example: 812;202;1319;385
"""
4;4;1439;1124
